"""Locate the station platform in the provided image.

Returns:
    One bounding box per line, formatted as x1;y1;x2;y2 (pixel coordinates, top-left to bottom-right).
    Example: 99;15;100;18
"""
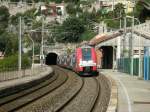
101;70;150;112
0;65;53;96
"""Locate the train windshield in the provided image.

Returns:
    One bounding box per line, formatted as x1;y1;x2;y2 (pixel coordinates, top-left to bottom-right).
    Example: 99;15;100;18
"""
82;48;91;61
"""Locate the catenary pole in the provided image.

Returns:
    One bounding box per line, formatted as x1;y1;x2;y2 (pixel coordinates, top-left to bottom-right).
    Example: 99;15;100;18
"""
18;16;22;71
41;16;44;66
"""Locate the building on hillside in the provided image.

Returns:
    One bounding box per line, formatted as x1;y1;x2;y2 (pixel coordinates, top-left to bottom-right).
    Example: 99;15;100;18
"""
93;0;135;13
38;2;67;23
40;3;66;16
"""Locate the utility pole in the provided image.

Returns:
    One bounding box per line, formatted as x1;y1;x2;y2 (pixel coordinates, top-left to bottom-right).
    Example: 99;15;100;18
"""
120;11;122;29
123;16;127;56
126;16;142;76
98;23;101;34
130;16;134;75
113;43;115;71
28;33;34;68
32;39;34;67
112;0;115;11
130;0;135;76
41;16;44;66
138;25;142;78
121;16;126;72
134;18;142;78
18;16;22;71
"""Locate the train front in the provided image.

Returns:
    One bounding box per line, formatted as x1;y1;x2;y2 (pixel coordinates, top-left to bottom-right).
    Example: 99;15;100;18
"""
76;46;98;76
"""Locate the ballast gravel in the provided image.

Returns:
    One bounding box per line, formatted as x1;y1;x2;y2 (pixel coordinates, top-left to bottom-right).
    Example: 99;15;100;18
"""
17;67;82;112
61;77;99;112
93;75;111;112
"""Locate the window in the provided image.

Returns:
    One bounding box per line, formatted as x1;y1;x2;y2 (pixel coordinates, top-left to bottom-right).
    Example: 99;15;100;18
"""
134;50;139;54
82;48;91;61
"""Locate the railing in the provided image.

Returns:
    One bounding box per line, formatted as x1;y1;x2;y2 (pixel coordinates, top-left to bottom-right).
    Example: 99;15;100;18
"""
117;58;144;77
0;65;47;82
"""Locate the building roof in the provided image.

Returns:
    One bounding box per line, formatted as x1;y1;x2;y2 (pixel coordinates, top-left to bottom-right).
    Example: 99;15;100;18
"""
89;31;123;46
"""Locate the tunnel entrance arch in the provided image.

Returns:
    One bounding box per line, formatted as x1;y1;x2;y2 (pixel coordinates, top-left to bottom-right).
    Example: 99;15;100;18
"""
100;46;114;69
45;53;58;65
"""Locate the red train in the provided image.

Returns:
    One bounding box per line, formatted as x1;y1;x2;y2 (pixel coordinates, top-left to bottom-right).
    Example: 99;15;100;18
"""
57;45;99;76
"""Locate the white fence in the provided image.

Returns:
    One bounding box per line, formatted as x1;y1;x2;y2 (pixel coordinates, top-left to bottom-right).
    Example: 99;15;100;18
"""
0;65;46;82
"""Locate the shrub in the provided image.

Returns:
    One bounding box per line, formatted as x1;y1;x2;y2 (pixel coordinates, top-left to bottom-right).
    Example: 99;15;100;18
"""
79;30;96;41
0;54;31;71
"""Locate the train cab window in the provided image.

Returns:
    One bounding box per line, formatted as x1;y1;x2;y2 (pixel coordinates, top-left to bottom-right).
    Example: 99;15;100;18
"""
82;48;91;61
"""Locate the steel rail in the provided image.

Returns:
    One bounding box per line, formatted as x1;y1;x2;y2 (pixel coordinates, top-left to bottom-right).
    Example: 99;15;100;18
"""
55;74;84;112
89;77;100;112
55;71;101;112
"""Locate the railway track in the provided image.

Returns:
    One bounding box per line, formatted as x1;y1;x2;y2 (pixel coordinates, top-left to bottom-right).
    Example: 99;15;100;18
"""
91;74;111;112
54;71;110;112
16;66;83;112
59;77;100;112
0;66;111;112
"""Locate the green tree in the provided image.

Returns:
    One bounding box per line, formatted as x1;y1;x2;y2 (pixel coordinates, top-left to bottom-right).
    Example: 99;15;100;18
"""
49;0;63;3
0;32;18;56
0;6;10;34
79;10;98;25
79;30;96;41
10;8;36;25
30;20;43;43
66;3;82;16
0;54;31;70
24;8;36;19
104;19;120;29
10;0;20;2
55;17;85;42
66;3;77;15
134;2;144;17
64;0;80;4
133;1;150;22
114;3;125;18
10;13;23;25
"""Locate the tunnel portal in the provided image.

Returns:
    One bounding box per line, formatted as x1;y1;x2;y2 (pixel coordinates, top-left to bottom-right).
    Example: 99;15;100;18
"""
45;53;58;65
101;46;113;69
